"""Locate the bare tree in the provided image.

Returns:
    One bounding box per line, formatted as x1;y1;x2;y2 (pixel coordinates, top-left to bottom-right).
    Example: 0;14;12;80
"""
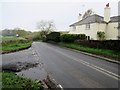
82;9;93;19
37;20;55;38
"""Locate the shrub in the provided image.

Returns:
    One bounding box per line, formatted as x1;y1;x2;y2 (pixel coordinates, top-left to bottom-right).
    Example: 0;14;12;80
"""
60;34;86;43
97;31;105;40
42;36;47;42
46;32;60;42
24;32;41;41
2;38;31;45
75;40;120;51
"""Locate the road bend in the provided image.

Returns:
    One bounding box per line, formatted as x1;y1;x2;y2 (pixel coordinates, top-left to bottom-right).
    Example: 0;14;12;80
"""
33;42;119;88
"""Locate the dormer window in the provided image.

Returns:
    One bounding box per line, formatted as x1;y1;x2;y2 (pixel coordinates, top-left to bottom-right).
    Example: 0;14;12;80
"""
86;23;90;29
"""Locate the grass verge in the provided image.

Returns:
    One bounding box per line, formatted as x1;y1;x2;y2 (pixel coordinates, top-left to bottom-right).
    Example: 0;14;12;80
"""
2;71;43;89
1;42;32;52
59;42;120;61
0;36;32;54
0;36;26;41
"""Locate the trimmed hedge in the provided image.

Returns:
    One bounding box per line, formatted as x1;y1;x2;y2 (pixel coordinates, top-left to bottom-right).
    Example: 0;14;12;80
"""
60;34;86;43
46;32;60;42
75;40;120;51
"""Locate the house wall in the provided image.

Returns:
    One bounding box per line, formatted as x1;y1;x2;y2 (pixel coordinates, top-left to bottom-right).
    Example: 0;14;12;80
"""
96;23;106;32
96;23;106;39
106;22;118;40
69;22;118;40
69;23;106;40
69;27;77;34
77;23;98;40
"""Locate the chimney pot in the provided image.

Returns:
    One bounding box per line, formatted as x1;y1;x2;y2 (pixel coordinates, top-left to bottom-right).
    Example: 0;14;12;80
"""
104;3;110;22
106;3;109;7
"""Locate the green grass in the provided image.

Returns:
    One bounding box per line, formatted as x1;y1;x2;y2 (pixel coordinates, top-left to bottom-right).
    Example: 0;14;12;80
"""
1;42;32;51
0;36;26;41
59;42;120;60
0;36;32;53
2;71;43;89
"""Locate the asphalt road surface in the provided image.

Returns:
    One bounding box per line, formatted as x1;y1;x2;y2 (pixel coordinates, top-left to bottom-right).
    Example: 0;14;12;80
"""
2;47;47;80
2;42;119;88
33;42;119;88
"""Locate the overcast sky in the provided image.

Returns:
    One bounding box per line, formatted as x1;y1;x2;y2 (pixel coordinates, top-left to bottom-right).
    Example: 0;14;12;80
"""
0;0;119;31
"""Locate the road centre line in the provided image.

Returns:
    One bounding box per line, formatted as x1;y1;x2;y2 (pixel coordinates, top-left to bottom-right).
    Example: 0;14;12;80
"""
37;43;119;80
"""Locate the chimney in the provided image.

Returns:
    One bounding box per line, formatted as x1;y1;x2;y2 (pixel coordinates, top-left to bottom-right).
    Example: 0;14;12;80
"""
78;13;82;21
104;3;110;23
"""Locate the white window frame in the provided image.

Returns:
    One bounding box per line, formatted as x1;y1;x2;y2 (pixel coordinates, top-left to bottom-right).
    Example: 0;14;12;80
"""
86;23;90;30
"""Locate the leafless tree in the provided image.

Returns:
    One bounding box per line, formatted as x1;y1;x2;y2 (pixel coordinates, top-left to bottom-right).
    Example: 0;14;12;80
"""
37;20;55;38
82;9;93;19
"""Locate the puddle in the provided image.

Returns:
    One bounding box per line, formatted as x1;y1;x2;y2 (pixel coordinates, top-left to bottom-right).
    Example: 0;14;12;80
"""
17;64;47;81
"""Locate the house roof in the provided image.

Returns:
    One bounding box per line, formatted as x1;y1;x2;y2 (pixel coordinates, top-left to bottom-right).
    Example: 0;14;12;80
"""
70;14;120;27
110;16;120;22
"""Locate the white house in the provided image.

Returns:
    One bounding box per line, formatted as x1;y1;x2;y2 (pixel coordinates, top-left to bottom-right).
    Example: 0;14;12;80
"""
69;3;120;40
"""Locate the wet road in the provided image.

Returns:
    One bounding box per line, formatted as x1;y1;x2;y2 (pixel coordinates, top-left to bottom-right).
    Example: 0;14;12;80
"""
33;42;119;88
2;47;47;80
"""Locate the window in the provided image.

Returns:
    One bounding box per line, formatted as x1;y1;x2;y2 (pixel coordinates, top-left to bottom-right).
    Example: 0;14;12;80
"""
73;26;76;30
86;24;90;29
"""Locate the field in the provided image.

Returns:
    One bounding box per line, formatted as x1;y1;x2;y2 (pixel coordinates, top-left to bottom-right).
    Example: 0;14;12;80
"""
0;36;32;53
0;36;26;41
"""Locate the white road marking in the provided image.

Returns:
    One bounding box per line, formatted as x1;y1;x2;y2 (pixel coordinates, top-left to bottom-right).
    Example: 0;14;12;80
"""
77;60;119;80
58;84;64;89
36;43;119;80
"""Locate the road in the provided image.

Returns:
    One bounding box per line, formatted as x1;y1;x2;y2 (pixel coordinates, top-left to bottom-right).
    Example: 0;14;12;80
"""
33;42;119;88
2;47;47;80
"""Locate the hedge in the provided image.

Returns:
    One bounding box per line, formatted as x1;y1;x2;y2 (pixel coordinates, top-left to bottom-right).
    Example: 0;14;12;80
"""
75;40;120;51
46;32;60;42
60;34;86;43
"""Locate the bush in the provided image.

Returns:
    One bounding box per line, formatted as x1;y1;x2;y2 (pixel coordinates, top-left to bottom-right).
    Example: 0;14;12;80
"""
42;36;47;42
24;32;41;41
75;40;120;51
2;39;30;45
46;32;60;42
97;31;105;40
1;38;32;45
60;34;86;43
